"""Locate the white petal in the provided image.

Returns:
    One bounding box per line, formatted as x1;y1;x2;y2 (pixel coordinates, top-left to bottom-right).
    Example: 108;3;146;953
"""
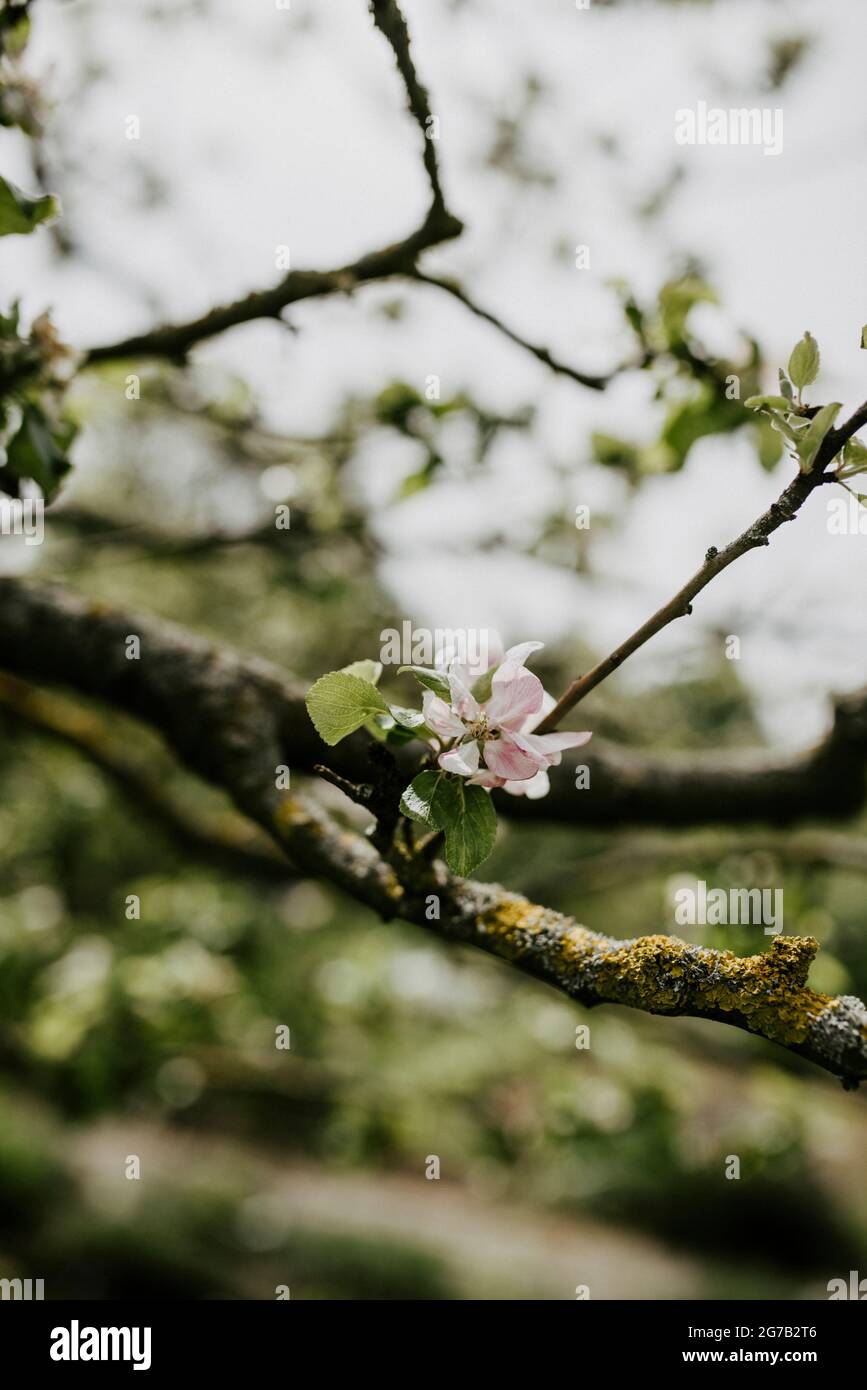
504;640;544;667
439;740;481;776
503;769;550;799
422;690;465;738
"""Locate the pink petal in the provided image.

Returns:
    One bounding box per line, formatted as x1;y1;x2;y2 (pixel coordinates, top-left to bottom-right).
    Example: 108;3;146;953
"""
422;691;465;739
439;740;481;776
484;662;544;731
483;731;545;781
517;729;592;767
468;769;505;789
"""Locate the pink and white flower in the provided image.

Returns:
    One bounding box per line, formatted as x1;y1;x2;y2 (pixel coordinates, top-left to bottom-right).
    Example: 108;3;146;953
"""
422;641;591;800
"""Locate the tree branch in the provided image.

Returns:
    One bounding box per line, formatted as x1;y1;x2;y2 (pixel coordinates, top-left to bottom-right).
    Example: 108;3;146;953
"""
1;579;866;1083
410;270;613;391
0;673;289;882
3;578;867;830
536;399;867;732
368;0;447;215
84;0;463;365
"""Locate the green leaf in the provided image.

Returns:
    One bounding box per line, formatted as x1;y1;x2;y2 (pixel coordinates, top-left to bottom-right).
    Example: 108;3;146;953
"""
386;704;426;730
753;417;784;472
436;779;498;876
787;332;820;392
796;402;841;474
399;773;497;874
400;770;443;826
837;437;867;477
861;326;867;350
341;659;382;685
657;390;742;471
470;664;497;703
4;403;75;500
306;671;389;746
2;15;30;59
591;432;640;472
657;276;717;344
397;665;450;699
778;370;794;401
744;395;791;412
0;175;58;236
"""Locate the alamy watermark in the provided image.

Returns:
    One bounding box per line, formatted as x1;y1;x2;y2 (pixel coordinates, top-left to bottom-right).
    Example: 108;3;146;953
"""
0;1276;44;1299
379;622;491;670
675;101;783;157
828;1270;867;1299
674;880;783;935
0;497;44;545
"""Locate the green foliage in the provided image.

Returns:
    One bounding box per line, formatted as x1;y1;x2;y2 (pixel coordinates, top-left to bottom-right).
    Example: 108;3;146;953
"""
305;671;389;745
340;659;383;685
787;331;820;393
397;665;450;699
745;333;857;477
795;401;841;474
0;305;77;500
0;173;57;236
600;276;782;478
4;400;75;499
401;770;497;875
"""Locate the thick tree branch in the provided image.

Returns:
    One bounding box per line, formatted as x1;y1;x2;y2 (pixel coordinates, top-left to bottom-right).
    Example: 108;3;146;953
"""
1;579;866;1083
537;400;867;732
84;205;462;364
0;673;289;881
3;578;867;830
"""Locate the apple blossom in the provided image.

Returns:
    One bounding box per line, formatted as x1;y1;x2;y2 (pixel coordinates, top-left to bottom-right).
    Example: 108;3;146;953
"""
422;641;591;800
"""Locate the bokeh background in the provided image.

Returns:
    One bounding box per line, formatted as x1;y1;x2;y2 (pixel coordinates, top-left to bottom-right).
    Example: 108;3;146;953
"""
1;0;867;1299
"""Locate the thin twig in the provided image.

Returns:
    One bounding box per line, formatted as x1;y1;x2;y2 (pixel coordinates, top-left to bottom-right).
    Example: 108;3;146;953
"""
536;399;867;732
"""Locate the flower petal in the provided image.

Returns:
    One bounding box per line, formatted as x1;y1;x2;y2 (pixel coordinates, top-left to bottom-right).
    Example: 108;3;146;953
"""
439;740;481;776
468;769;504;789
447;669;480;722
504;640;544;667
517;729;592;767
422;690;465;739
484;662;544;731
503;769;550;799
483;731;545;781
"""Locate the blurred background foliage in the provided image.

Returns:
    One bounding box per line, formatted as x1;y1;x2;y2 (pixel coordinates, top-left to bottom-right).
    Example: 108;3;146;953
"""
2;354;867;1299
1;0;866;1300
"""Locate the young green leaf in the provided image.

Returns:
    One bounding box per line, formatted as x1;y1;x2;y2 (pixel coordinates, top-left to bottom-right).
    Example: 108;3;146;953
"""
470;664;498;703
341;659;382;685
0;175;58;236
778;369;794;401
787;332;820;392
796;401;841;474
4;403;75;500
744;395;791;412
837;437;867;477
400;770;443;826
397;665;450;699
399;773;497;874
861;326;867;350
306;671;389;745
435;779;498;876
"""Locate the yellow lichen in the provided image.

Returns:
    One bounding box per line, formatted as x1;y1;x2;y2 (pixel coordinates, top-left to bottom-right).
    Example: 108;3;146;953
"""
472;894;833;1047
